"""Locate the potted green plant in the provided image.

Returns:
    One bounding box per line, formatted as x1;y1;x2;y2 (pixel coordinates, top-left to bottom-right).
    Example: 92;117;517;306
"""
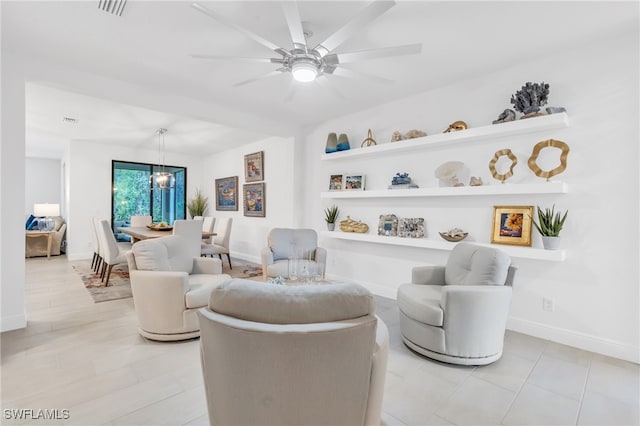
531;205;568;250
187;188;208;219
324;205;339;231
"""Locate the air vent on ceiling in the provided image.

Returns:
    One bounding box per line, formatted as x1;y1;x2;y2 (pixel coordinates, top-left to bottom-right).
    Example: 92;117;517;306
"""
98;0;127;17
62;117;79;124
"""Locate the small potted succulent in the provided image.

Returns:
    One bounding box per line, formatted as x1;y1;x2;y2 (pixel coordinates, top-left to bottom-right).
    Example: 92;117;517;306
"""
324;205;339;231
531;205;568;250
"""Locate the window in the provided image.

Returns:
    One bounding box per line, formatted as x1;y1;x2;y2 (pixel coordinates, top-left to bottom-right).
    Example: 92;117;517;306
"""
111;161;186;241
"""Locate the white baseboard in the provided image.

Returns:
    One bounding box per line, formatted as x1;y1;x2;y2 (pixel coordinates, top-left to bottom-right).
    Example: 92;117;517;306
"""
508;317;639;364
1;313;27;332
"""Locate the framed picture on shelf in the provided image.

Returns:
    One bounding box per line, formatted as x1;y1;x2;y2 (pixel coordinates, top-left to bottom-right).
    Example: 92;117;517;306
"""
491;205;533;246
329;174;344;191
243;183;266;217
244;151;264;182
344;174;365;191
215;176;238;211
378;214;398;236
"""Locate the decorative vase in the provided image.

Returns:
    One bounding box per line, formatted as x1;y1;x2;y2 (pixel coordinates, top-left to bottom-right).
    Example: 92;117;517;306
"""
326;222;335;231
337;133;350;151
325;133;338;153
541;236;561;250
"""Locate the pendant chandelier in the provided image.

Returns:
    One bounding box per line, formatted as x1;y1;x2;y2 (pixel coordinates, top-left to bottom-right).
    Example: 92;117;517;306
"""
149;128;175;190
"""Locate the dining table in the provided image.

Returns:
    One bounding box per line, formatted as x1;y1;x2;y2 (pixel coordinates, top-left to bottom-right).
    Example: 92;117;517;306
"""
118;226;215;244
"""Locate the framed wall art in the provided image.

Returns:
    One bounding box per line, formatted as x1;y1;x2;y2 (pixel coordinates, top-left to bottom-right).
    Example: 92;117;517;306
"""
344;174;365;190
244;151;264;182
329;174;344;191
215;176;238;211
491;205;533;246
243;182;266;217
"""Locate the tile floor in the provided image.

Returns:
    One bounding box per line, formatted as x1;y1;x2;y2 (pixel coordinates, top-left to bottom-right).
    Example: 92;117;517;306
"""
1;256;638;426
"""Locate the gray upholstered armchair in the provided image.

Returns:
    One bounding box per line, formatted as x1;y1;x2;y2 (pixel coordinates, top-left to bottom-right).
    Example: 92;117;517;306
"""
397;243;517;365
261;228;327;280
197;279;388;426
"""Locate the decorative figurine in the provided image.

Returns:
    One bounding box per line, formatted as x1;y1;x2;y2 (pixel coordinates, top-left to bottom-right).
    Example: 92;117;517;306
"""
510;81;550;118
337;133;350;151
404;129;427;139
492;109;516;124
443;120;468;133
390;131;403;142
528;139;570;181
545;106;566;114
439;228;468;242
469;176;483;186
489;148;518;183
361;129;377;147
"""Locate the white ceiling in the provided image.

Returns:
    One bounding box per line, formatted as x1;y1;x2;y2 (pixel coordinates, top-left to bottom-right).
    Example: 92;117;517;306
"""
3;1;637;157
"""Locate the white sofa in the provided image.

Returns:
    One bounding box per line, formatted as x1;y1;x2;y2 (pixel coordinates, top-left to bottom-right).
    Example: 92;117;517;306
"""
397;242;517;365
126;235;231;341
198;278;389;426
261;228;327;279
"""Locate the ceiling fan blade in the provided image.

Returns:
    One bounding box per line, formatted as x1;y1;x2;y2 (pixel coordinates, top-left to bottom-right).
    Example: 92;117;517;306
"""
191;54;281;64
331;67;393;85
192;2;281;53
316;76;344;100
330;43;422;64
233;70;285;87
313;0;395;57
281;2;306;49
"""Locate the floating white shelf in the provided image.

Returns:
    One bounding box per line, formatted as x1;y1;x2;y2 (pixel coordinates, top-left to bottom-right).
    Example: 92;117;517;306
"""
321;182;568;199
320;231;566;262
320;112;569;161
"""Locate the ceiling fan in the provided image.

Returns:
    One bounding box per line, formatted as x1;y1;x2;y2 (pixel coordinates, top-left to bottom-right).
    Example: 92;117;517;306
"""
191;1;422;87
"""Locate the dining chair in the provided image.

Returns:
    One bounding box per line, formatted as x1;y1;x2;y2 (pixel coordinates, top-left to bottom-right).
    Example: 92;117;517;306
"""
130;215;152;227
201;217;233;269
89;217;101;272
202;216;216;244
96;219;131;286
173;219;204;260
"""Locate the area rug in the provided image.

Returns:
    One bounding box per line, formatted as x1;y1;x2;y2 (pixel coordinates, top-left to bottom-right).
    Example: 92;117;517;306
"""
72;262;132;303
240;264;263;278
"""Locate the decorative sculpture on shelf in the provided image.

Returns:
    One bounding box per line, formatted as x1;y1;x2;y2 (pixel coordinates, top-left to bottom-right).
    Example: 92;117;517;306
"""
389;172;418;189
361;129;377;147
434;161;465;187
390;129;427;142
339;216;369;233
510;81;550;118
337;133;350;151
325;132;338;153
390;131;403;142
469;176;483;186
443;121;468;133
439;228;468;242
489;149;518;183
528;139;570;181
492;109;516;124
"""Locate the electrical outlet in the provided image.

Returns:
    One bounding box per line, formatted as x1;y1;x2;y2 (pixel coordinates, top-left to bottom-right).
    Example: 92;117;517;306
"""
543;297;554;312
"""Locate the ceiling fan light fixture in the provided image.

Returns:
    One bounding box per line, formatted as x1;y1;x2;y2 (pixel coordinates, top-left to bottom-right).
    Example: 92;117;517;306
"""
291;59;319;82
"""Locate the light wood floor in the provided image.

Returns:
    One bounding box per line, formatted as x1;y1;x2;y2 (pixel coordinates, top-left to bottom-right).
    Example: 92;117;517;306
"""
1;256;638;425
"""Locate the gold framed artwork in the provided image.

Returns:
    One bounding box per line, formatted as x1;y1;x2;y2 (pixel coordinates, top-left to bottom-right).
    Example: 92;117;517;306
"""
243;183;265;217
491;205;533;246
215;176;238;211
244;151;264;182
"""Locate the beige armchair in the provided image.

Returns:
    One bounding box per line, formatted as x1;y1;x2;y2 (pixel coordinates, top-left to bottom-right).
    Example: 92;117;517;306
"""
261;228;327;280
126;235;231;341
25;216;66;258
397;242;517;365
198;279;389;426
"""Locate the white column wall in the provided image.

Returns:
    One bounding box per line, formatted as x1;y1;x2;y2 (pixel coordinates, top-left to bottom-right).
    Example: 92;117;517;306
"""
300;30;639;362
201;136;295;264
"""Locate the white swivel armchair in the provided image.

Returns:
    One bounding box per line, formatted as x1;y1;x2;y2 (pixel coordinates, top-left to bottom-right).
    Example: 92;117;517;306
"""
397;243;517;365
198;279;389;426
126;235;231;341
261;228;327;280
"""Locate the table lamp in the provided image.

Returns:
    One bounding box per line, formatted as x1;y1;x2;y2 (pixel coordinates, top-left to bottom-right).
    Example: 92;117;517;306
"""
33;203;60;231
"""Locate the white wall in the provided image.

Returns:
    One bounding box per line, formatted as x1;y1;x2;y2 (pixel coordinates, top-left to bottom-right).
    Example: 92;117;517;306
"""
300;30;639;362
25;157;62;217
67;140;204;260
201;136;295;264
